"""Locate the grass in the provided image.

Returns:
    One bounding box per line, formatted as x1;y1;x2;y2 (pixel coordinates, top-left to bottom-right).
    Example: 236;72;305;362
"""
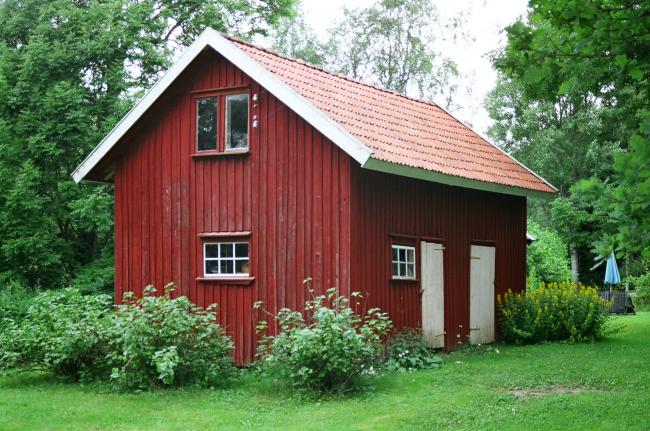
1;313;649;431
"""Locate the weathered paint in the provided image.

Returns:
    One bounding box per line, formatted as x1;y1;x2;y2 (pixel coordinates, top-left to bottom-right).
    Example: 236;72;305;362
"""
349;166;526;350
114;50;352;364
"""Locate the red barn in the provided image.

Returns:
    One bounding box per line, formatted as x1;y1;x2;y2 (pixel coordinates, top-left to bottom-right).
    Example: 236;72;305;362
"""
73;29;555;364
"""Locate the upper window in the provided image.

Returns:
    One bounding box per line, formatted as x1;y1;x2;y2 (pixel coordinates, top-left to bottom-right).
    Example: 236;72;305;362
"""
225;94;249;150
195;92;249;153
204;242;250;277
392;245;416;279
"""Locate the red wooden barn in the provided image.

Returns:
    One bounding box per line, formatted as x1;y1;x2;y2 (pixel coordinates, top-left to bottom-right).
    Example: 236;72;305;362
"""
73;28;556;364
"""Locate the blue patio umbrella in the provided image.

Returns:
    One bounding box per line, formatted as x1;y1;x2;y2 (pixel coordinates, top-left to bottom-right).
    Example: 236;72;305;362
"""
604;251;621;286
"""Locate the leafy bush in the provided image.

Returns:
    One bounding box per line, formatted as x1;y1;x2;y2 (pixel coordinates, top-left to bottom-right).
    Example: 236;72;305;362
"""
497;281;610;344
259;288;392;393
627;273;650;310
110;284;234;390
527;221;572;289
384;329;442;372
0;281;36;327
0;288;115;381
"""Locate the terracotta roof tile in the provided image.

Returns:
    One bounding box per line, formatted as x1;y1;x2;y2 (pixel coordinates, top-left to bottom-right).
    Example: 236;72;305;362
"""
230;38;555;194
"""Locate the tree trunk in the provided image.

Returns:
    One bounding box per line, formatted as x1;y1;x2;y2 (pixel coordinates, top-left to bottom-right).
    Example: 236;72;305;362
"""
570;245;580;284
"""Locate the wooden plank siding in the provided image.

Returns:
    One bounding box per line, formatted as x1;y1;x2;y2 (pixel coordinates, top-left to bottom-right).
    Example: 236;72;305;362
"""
113;50;352;364
112;49;527;364
349;166;527;350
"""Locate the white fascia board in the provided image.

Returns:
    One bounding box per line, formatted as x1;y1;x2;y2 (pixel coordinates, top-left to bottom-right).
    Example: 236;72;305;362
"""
72;28;372;183
362;158;555;200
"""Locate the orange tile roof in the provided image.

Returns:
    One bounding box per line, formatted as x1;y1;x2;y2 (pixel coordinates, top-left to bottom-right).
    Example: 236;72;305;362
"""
231;38;555;194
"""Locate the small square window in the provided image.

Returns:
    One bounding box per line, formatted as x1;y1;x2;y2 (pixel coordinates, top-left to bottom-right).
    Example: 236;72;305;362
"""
204;241;249;277
391;245;416;280
225;93;249;150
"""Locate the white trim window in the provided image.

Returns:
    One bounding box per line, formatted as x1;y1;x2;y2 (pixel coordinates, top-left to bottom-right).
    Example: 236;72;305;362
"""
204;242;249;277
392;244;416;279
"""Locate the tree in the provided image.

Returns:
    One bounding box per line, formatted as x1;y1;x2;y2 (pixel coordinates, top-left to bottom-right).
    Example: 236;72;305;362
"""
271;9;327;67
494;0;650;258
526;220;572;289
325;0;460;108
0;0;297;290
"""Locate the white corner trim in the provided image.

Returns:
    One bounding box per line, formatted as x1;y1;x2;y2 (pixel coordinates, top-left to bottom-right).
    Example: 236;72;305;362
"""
362;158;555;200
71;28;372;183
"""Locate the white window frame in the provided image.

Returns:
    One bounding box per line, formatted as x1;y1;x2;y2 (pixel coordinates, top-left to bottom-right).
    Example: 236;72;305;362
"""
203;241;250;277
392;244;416;280
224;93;250;151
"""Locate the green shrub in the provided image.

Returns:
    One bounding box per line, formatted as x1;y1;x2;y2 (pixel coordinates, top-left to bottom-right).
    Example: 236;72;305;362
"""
627;273;650;310
259;287;392;393
0;281;37;327
110;284;234;390
527;221;572;289
384;329;442;372
0;288;115;381
497;281;610;344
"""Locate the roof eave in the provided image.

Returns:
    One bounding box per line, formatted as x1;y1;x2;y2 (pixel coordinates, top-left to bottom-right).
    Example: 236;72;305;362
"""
362;158;556;200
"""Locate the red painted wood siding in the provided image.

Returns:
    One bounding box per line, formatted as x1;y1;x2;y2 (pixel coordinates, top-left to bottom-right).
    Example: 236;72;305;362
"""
349;166;527;350
114;51;352;364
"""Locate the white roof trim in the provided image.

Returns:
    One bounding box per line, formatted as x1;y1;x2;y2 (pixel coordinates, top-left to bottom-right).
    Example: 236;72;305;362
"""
72;28;373;183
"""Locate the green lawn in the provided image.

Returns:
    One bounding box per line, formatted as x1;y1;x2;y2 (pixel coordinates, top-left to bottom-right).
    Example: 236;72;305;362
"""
1;313;649;431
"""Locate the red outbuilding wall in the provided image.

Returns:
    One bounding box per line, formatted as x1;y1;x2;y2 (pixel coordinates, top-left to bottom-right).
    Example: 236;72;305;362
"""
349;166;527;349
113;50;352;364
111;49;527;364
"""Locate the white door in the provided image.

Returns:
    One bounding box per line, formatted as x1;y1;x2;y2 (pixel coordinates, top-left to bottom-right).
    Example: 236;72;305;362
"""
469;245;496;344
421;241;444;348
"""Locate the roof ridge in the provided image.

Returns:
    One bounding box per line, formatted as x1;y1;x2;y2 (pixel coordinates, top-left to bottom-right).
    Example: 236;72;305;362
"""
221;33;447;111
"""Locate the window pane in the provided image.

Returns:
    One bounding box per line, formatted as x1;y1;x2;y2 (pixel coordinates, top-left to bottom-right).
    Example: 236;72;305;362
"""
205;244;219;258
205;260;219;274
399;263;406;276
392;262;398;276
235;260;249;274
226;94;249;150
399;248;406;262
197;97;217;151
406;263;415;278
406;248;415;263
220;243;234;258
392;246;398;261
235;243;248;258
220;260;234;274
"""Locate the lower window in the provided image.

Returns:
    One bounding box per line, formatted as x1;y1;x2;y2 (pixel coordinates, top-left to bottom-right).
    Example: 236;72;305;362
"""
392;244;416;279
204;242;249;277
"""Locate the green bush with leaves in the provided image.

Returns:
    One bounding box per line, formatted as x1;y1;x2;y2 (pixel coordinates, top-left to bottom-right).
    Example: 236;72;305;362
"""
0;288;115;381
110;284;234;390
0;281;37;328
627;273;650;310
259;287;392;393
497;281;610;344
526;221;572;289
384;329;442;373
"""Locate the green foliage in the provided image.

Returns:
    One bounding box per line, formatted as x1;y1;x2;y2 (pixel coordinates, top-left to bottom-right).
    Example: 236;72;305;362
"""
0;281;37;327
493;0;650;260
0;0;297;290
497;282;611;344
259;287;392;393
384;329;442;373
0;288;115;381
110;284;234;391
626;273;650;311
526;220;571;288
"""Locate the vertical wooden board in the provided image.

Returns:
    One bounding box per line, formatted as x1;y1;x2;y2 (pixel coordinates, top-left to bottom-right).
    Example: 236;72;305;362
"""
469;245;495;344
421;242;445;348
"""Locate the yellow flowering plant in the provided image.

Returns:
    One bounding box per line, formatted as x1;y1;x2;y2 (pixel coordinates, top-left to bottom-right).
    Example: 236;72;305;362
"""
497;281;611;344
